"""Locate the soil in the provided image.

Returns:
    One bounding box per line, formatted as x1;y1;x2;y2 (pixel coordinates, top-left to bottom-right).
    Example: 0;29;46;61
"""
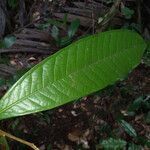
0;0;150;150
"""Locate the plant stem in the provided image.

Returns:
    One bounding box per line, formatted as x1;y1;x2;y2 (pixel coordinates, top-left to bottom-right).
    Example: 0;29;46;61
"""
97;0;121;31
0;129;39;150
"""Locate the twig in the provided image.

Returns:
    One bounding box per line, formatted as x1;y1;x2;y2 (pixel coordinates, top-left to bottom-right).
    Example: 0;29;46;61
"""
91;0;95;34
13;17;43;34
0;129;39;150
19;0;26;27
0;47;51;54
15;39;51;49
97;0;121;32
137;0;142;27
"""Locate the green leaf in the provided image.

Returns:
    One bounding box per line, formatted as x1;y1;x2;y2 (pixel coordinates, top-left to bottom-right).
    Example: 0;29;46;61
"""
146;140;150;148
128;96;144;112
0;136;10;150
0;29;146;120
7;0;18;9
123;23;141;33
128;96;150;114
59;36;72;47
2;36;16;48
38;19;63;30
128;143;142;150
119;120;137;138
142;96;150;110
121;7;134;19
68;19;80;38
100;138;127;150
51;25;59;41
136;136;150;147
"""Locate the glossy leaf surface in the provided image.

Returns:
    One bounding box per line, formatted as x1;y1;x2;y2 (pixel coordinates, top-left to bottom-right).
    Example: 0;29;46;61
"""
119;120;137;138
0;30;146;120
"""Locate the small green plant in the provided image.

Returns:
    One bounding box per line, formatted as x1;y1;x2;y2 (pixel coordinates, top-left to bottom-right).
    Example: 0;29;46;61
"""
122;23;141;33
51;19;80;47
119;119;137;138
97;118;149;149
38;14;68;30
128;143;142;150
98;138;127;150
97;138;144;150
127;95;150;116
121;6;134;19
38;15;80;47
120;119;150;148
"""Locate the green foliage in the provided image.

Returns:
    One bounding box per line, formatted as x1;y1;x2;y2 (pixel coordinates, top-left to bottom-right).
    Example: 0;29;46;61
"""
51;26;59;41
119;120;137;138
128;96;144;113
128;143;142;150
56;36;72;47
136;136;150;148
38;14;79;47
123;23;141;33
97;119;149;149
146;140;150;148
128;95;150;115
51;25;72;47
51;19;80;47
0;36;16;48
38;14;68;30
47;144;52;150
100;138;127;150
0;136;9;150
68;19;80;38
0;29;146;120
38;19;63;30
116;96;150;148
121;7;134;19
7;0;18;9
99;122;112;135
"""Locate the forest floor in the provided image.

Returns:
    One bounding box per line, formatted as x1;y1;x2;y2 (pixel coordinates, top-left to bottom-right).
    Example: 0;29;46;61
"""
0;0;150;150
